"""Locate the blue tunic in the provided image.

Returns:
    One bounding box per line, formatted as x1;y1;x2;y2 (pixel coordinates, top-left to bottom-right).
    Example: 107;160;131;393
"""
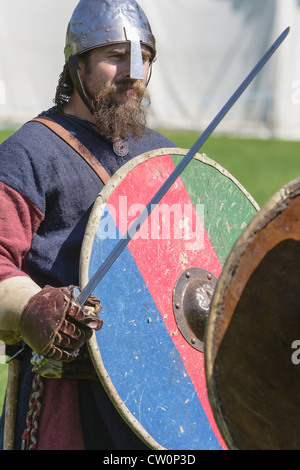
0;110;176;449
0;111;176;288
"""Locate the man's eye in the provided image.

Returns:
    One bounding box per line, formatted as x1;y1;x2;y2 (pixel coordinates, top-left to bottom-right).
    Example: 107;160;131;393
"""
142;54;151;63
108;52;127;60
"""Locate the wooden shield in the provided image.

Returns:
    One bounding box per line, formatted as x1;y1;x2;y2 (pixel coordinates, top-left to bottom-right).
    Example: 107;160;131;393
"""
206;177;300;450
80;148;258;450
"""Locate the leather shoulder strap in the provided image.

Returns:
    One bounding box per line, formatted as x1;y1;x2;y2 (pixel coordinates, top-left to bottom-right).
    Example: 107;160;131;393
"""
30;116;110;185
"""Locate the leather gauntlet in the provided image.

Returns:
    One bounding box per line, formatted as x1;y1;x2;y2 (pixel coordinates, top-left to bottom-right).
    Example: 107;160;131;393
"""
20;285;103;362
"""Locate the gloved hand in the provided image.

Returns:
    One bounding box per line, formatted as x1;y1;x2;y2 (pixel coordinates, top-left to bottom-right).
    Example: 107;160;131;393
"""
20;285;103;362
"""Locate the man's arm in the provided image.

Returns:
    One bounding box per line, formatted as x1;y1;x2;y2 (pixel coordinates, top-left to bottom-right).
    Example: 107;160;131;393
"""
0;182;102;360
0;182;43;344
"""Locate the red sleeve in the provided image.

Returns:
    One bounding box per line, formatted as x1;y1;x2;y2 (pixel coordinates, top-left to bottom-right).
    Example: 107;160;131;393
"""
0;182;44;282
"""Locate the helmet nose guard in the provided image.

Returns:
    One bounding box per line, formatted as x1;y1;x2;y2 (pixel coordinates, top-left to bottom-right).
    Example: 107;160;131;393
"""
64;0;156;80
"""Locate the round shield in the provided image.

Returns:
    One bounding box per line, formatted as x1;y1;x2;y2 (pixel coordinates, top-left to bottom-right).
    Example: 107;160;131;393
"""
205;177;300;450
80;148;258;450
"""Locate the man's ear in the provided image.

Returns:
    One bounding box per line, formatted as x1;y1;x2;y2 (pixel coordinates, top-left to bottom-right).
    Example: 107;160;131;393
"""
68;54;92;112
77;57;84;79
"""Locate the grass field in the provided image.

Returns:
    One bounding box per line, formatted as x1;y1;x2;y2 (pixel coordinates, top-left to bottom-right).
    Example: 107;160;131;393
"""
0;128;299;418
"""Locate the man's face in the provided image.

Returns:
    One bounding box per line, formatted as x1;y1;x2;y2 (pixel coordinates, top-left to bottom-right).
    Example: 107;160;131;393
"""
78;43;153;142
81;42;152;101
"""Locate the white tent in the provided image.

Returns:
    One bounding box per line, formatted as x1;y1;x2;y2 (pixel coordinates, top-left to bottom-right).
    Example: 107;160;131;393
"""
0;0;299;139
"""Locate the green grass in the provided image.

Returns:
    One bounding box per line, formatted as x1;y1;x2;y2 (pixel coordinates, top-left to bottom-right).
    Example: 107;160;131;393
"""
0;129;17;142
0;367;8;415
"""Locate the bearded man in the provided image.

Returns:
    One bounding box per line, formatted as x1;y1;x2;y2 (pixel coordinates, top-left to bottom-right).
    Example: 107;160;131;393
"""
0;0;176;450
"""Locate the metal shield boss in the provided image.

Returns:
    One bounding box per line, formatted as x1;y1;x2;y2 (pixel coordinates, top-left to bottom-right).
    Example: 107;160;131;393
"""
80;148;258;450
206;177;300;450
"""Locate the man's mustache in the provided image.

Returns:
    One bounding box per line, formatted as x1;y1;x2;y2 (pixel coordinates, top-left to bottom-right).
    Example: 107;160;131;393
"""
115;79;144;93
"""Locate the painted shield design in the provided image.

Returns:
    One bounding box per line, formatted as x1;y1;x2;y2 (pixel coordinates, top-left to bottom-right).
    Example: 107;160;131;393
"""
206;177;300;450
80;148;258;450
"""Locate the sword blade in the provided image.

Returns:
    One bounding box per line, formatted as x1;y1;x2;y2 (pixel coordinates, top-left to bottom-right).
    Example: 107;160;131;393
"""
77;26;290;306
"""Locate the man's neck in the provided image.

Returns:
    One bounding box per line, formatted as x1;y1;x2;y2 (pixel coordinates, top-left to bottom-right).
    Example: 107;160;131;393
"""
63;91;94;123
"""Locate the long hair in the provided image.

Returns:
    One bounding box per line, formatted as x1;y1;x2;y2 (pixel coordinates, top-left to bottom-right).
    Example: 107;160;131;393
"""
54;54;92;111
53;63;74;111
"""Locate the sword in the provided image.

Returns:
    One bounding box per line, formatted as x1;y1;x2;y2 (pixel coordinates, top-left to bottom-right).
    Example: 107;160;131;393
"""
75;26;290;307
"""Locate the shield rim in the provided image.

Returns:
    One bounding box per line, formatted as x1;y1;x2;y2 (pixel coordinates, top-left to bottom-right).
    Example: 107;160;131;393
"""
80;147;259;449
205;176;300;450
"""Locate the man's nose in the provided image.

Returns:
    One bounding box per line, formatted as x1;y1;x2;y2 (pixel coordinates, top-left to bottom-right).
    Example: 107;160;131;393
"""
119;57;131;78
120;52;145;80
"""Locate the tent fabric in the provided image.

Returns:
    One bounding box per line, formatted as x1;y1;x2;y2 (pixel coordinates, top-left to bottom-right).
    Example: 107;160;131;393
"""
0;0;299;139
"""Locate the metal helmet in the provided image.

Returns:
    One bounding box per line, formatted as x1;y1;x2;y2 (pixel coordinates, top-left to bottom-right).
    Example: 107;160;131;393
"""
64;0;156;80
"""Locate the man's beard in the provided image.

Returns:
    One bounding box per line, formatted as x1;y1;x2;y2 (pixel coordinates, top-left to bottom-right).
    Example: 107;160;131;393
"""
83;78;151;141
